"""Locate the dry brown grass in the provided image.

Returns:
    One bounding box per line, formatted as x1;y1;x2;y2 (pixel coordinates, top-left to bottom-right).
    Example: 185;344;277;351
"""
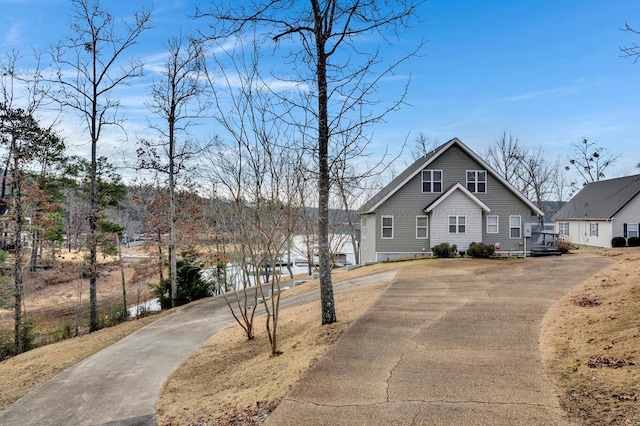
157;280;388;425
541;246;640;425
2;249;638;425
154;259;423;425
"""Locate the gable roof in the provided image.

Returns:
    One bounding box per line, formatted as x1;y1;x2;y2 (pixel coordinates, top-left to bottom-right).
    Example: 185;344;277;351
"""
553;174;640;220
425;183;491;213
359;137;544;216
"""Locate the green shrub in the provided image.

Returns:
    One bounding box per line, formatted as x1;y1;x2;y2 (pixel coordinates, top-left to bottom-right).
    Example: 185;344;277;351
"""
101;305;128;328
628;237;640;247
467;242;495;258
0;337;14;361
612;236;626;248
47;322;74;343
153;251;211;309
432;243;457;258
21;318;35;352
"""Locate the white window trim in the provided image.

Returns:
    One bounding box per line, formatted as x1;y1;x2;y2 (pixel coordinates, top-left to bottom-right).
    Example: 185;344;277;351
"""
361;217;367;239
590;222;598;237
509;215;522;239
381;215;394;239
486;215;499;234
449;215;466;234
628;223;639;238
416;215;428;239
421;170;443;193
559;222;569;236
466;170;487;194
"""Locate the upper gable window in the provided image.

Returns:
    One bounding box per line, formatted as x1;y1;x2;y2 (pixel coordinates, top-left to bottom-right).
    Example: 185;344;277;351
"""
466;170;487;193
422;170;442;193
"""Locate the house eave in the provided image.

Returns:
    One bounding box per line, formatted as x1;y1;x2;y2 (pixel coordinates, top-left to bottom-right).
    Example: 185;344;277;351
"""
424;183;491;213
361;137;544;216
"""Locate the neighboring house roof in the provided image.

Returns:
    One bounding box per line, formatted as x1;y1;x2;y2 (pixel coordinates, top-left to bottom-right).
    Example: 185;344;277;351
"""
359;137;544;216
425;183;491;213
553;174;640;220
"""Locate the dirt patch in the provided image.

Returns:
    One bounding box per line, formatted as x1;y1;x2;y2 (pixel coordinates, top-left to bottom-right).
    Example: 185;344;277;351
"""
541;247;640;425
0;247;158;350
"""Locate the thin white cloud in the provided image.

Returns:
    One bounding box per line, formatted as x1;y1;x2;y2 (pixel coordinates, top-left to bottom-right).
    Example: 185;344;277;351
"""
507;86;577;101
2;22;22;46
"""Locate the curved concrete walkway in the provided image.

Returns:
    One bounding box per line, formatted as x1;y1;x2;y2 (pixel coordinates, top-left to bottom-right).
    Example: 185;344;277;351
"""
266;254;612;425
0;270;398;425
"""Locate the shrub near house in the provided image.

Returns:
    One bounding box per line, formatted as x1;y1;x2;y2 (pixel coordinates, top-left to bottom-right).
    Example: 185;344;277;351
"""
467;242;495;258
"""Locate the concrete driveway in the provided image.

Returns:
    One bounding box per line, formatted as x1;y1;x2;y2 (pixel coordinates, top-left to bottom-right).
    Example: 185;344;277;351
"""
0;270;398;425
266;254;612;425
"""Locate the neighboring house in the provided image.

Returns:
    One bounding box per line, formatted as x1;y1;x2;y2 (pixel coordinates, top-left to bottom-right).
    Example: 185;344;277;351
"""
552;174;640;248
358;137;544;263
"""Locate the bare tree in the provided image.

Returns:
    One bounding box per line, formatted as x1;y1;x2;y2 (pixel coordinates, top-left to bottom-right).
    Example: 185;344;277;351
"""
50;0;151;331
552;164;570;203
0;51;62;354
198;0;424;325
137;34;208;308
203;42;302;355
512;146;558;224
410;132;436;161
484;132;526;193
621;22;640;63
566;138;617;190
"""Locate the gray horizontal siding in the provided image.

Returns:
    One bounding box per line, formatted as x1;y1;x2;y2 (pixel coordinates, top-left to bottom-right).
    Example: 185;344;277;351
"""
375;144;537;253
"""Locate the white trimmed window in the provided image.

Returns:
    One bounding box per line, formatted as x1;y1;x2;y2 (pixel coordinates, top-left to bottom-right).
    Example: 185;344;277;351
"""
381;215;394;239
559;222;569;236
466;170;487;193
416;216;428;239
421;170;442;193
487;215;499;233
361;217;367;239
626;223;639;238
590;222;598;237
449;216;466;233
509;215;521;238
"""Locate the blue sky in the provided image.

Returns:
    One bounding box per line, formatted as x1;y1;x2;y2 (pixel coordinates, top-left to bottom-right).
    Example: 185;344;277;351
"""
2;0;640;182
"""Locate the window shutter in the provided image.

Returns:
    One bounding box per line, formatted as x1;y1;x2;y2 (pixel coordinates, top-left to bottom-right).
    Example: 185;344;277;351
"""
624;223;628;238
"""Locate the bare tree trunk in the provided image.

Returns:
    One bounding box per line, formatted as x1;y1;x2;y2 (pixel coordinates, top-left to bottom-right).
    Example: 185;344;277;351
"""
89;99;99;331
13;159;24;354
314;5;336;324
169;154;177;307
118;235;127;318
157;232;164;282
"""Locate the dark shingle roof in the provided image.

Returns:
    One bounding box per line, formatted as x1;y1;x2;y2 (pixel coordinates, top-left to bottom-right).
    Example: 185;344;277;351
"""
358;141;450;213
553;174;640;220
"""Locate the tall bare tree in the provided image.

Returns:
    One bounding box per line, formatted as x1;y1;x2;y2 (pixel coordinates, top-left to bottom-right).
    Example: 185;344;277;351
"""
513;146;558;224
621;22;640;62
137;34;208;308
198;0;424;325
50;0;151;331
485;132;525;192
410;132;437;162
203;41;303;354
566;137;617;190
1;51;61;354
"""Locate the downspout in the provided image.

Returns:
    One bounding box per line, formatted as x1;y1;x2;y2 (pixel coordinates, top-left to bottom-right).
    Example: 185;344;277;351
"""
610;217;614;248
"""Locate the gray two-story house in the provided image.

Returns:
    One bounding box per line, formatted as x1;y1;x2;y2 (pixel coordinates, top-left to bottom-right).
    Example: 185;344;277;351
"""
358;137;544;263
